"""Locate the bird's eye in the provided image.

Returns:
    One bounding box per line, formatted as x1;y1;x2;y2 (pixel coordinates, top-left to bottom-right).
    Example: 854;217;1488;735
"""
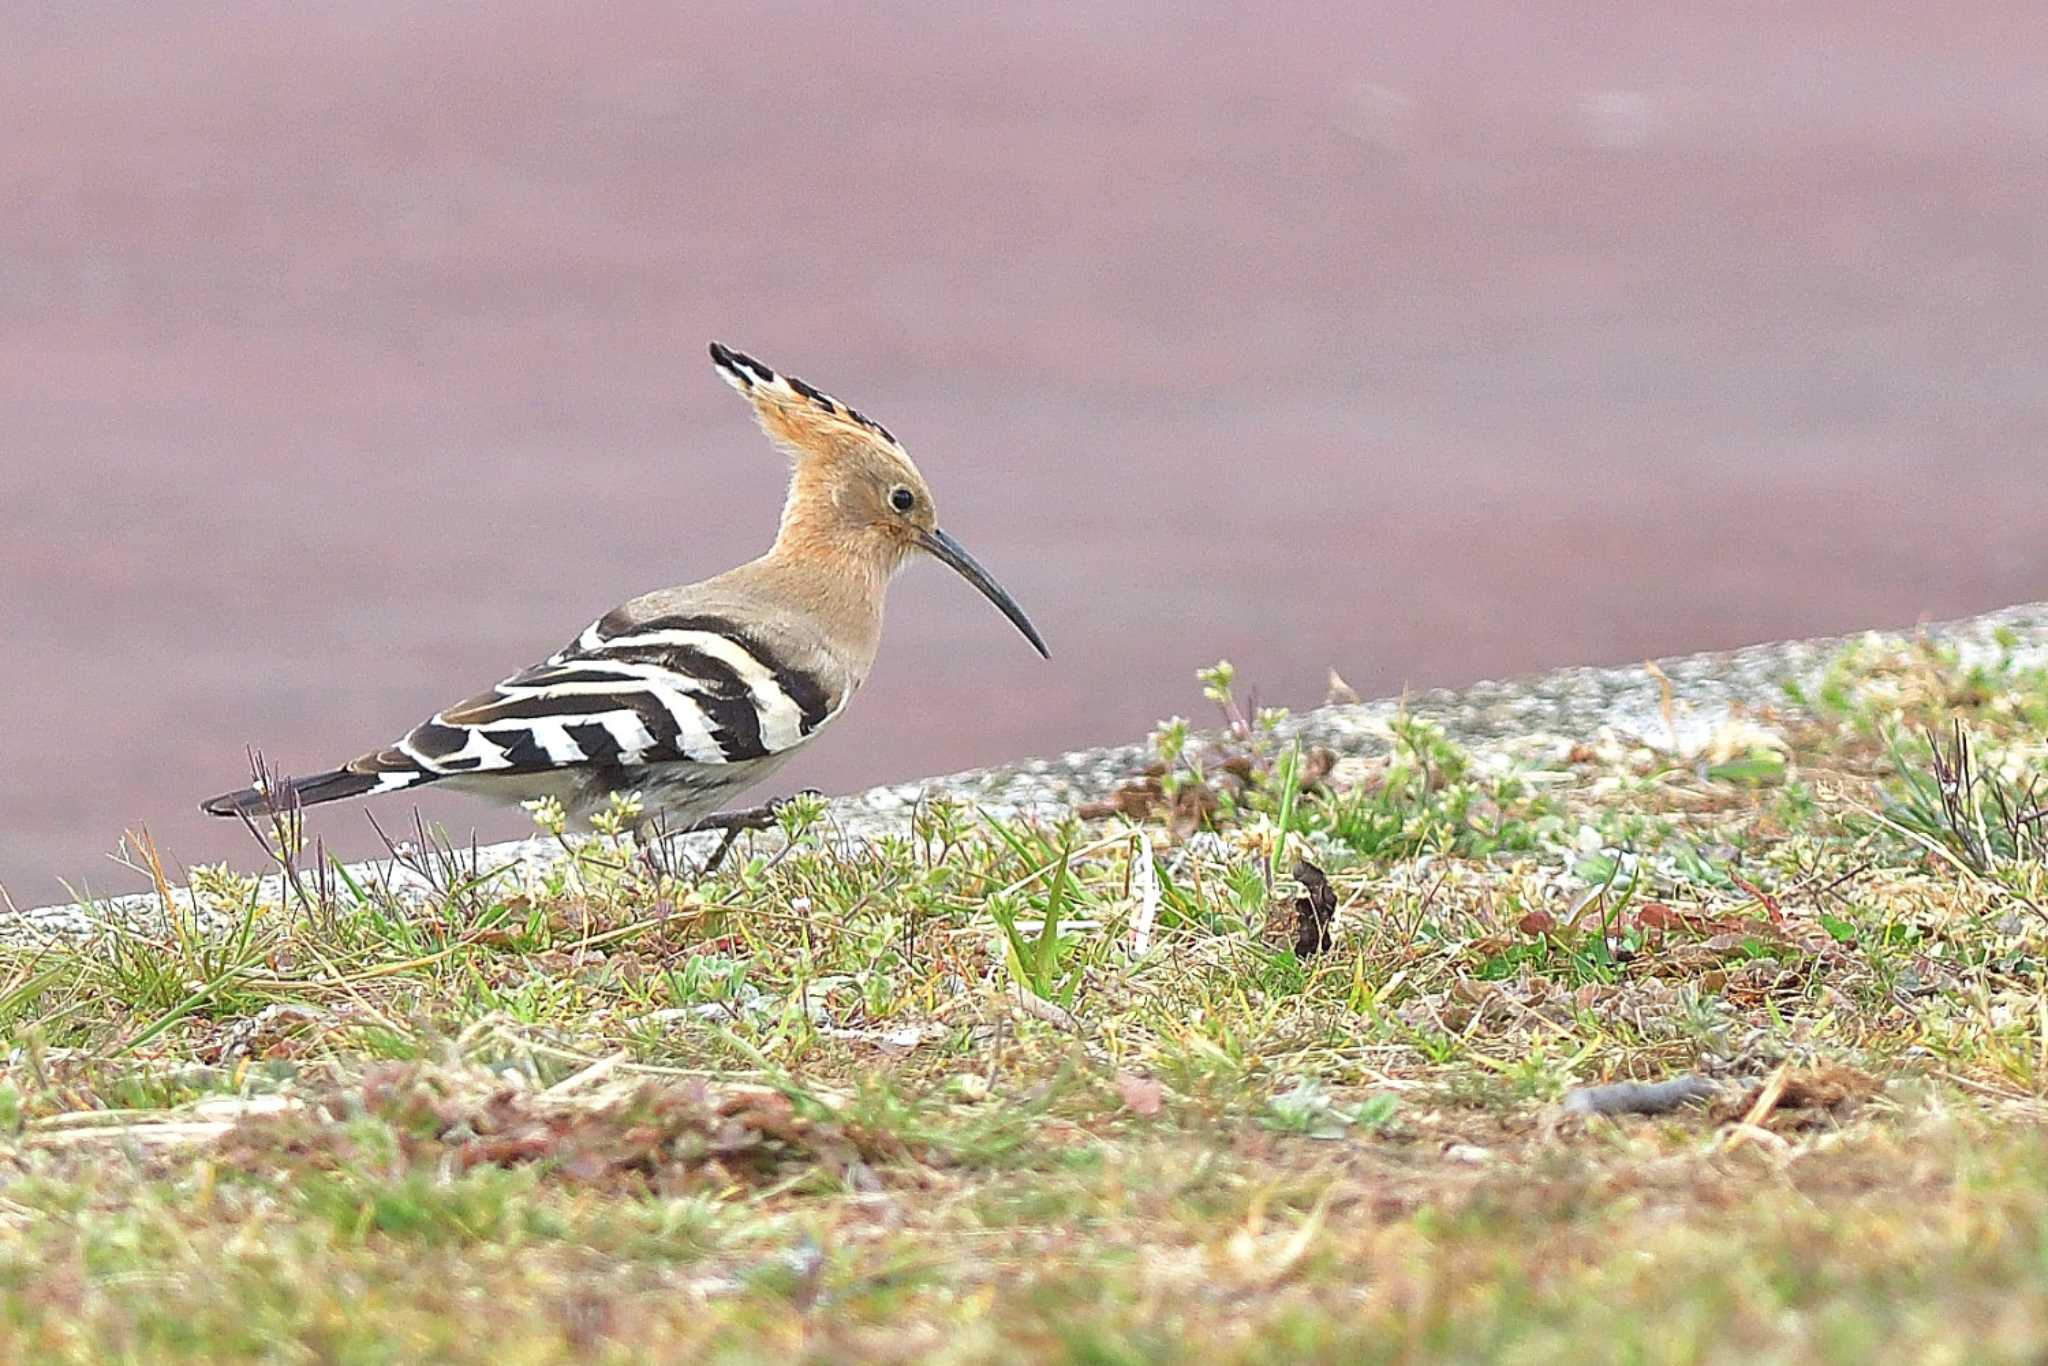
890;487;915;513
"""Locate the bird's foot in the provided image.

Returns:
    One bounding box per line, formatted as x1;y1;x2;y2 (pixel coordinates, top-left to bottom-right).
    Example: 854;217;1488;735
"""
683;790;827;875
683;789;822;835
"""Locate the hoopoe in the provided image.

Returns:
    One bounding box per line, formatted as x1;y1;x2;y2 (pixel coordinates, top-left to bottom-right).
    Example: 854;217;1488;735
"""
201;343;1047;831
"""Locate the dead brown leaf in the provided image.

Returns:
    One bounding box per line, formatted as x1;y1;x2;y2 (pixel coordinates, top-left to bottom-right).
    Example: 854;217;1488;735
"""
1292;860;1339;956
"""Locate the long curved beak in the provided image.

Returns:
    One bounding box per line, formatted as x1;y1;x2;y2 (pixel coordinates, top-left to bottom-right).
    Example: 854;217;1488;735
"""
918;528;1050;659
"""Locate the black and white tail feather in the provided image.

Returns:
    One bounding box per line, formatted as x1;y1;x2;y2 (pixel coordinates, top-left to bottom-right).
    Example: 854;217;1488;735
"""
201;607;844;824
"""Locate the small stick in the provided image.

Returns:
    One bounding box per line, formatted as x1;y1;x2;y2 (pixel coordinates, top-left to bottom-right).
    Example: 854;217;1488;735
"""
1722;1062;1794;1152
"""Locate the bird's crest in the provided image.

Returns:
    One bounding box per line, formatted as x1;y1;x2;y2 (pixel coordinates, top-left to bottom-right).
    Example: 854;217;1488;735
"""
709;342;904;462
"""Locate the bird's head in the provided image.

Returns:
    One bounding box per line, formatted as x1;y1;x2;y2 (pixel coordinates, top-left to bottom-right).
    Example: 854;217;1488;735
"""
710;341;1048;658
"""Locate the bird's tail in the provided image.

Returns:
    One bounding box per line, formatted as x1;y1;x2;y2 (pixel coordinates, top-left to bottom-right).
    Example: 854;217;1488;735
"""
200;761;434;818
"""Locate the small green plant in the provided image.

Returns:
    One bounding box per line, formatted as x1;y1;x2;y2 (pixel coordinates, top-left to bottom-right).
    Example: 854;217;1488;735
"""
522;795;568;837
987;839;1086;1006
775;790;830;841
588;790;645;840
1261;1078;1397;1139
1320;715;1564;862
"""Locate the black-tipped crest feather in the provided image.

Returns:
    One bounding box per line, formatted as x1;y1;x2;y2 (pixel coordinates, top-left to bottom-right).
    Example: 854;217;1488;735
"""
707;341;898;446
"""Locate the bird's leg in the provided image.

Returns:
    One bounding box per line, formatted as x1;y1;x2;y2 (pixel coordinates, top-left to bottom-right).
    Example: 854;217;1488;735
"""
628;804;774;882
682;791;825;876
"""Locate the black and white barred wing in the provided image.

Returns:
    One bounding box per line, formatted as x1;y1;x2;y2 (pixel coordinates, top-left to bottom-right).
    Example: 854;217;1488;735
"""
386;615;840;778
201;615;841;817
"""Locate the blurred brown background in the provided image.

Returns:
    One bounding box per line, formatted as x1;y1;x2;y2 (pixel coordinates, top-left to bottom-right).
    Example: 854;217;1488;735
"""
5;2;2047;899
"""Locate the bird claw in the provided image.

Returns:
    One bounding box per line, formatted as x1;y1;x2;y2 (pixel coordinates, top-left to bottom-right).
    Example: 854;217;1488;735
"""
680;791;828;875
685;801;779;835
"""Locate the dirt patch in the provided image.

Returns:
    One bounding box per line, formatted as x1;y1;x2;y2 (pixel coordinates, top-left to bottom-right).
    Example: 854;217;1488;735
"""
215;1064;899;1194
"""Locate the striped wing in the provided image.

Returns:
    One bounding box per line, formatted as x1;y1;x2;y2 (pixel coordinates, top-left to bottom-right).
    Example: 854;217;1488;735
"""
353;612;841;783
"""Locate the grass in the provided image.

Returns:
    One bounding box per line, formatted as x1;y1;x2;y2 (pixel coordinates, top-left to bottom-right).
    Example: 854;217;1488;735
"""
8;631;2048;1359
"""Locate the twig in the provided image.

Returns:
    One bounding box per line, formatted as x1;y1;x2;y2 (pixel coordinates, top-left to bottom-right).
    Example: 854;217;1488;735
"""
1008;989;1080;1033
1722;1062;1792;1150
1128;828;1159;957
542;1051;628;1096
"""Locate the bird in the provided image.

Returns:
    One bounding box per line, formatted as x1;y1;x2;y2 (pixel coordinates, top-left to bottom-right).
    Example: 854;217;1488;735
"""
201;342;1048;833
